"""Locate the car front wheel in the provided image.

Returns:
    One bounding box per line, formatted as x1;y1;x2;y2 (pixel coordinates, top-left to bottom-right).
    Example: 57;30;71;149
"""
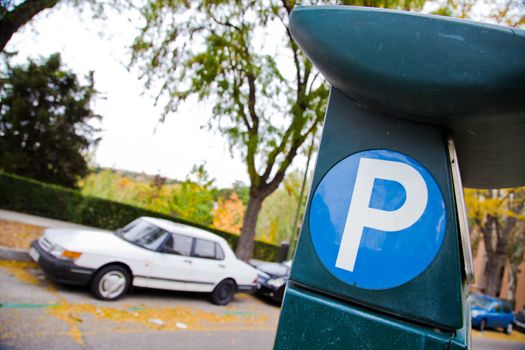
210;279;236;305
505;323;513;334
90;265;130;301
479;319;486;332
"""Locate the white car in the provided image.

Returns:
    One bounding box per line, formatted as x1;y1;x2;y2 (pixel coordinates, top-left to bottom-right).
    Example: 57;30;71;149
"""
30;217;258;305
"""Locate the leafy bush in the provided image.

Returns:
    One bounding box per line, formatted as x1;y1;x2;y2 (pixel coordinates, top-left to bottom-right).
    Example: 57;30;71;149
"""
0;172;279;261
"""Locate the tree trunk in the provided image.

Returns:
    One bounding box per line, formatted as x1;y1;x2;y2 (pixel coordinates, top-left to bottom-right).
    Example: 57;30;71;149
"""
480;207;515;297
236;191;265;261
483;251;506;296
1;0;60;52
507;222;525;306
508;266;517;305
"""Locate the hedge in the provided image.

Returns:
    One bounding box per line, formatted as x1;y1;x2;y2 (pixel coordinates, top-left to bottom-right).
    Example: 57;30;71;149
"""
0;172;279;261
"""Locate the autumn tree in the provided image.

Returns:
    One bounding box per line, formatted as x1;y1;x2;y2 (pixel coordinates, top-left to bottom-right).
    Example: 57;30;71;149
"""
0;53;99;188
213;192;245;234
130;0;427;261
465;188;525;299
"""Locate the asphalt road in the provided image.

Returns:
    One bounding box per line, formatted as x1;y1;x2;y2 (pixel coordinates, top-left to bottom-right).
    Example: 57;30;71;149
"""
1;259;525;350
473;337;525;350
0;260;280;350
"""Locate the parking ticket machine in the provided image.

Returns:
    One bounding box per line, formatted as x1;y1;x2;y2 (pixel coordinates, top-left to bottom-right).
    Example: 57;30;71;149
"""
274;6;525;349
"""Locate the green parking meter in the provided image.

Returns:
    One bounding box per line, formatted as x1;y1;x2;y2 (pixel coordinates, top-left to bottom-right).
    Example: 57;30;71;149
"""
275;6;525;349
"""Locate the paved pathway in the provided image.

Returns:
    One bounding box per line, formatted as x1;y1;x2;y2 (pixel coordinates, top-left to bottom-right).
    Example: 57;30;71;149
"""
0;210;104;232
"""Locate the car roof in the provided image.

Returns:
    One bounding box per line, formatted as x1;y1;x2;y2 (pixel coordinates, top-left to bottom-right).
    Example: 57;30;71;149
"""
471;293;510;304
139;217;228;244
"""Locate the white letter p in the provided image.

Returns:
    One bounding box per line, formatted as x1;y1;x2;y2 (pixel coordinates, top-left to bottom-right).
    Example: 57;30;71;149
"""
335;158;428;272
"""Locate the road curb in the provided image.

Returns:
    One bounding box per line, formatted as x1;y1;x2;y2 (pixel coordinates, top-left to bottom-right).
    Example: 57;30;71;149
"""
0;245;31;261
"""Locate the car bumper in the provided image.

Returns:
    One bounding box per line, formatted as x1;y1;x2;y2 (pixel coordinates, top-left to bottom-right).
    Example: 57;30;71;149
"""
237;284;257;293
515;320;525;331
256;283;285;303
30;240;94;286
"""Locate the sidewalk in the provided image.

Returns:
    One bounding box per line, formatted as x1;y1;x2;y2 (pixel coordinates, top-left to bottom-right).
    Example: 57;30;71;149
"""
0;209;103;231
0;209;104;260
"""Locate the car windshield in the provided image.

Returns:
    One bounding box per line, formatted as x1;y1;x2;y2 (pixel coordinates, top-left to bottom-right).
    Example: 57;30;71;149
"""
117;220;169;250
469;294;492;309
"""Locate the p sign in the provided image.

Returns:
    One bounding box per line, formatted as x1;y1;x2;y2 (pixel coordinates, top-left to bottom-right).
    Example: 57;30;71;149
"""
309;150;446;290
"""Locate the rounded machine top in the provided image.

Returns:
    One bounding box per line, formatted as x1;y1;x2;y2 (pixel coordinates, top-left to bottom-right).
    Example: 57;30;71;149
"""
290;6;525;188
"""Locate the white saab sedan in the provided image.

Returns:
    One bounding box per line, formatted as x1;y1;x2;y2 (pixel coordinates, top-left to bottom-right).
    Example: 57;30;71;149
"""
30;217;258;305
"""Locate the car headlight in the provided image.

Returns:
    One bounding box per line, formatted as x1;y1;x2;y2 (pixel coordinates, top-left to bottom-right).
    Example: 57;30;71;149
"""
471;310;481;318
267;277;287;288
49;244;82;261
49;245;64;258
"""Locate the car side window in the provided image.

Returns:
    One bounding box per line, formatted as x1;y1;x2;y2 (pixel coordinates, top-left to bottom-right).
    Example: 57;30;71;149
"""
163;233;193;256
503;303;512;313
121;221;169;251
215;243;225;260
194;239;217;259
492;303;502;312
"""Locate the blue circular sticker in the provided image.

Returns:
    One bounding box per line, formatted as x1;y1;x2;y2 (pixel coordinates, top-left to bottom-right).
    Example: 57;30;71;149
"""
309;149;446;290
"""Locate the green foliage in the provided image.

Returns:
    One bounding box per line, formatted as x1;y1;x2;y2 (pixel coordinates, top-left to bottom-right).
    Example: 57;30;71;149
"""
170;181;216;226
431;7;452;16
129;0;431;260
256;171;307;244
431;0;524;27
81;166;217;224
80;169;173;214
0;171;280;261
217;180;250;207
0;53;100;188
169;164;217;225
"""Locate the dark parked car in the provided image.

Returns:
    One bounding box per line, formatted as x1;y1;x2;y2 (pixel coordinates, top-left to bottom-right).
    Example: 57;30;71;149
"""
514;309;525;332
254;260;291;304
469;293;515;334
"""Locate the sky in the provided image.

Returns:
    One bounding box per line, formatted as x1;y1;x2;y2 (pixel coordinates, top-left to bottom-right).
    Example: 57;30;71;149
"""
4;2;502;188
6;4;254;188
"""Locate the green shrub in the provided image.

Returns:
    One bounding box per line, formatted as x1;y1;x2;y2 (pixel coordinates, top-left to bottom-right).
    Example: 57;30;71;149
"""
0;171;279;261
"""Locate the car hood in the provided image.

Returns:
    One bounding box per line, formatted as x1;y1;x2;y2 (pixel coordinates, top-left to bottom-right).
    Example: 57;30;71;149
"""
43;228;143;255
471;306;485;312
256;262;290;278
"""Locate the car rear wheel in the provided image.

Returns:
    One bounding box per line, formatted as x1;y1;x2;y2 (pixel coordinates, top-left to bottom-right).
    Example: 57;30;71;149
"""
210;279;236;305
505;323;513;334
90;265;130;301
479;319;487;332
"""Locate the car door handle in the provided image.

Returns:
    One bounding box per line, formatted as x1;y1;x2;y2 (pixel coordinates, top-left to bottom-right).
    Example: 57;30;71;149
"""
218;264;225;268
183;259;193;264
